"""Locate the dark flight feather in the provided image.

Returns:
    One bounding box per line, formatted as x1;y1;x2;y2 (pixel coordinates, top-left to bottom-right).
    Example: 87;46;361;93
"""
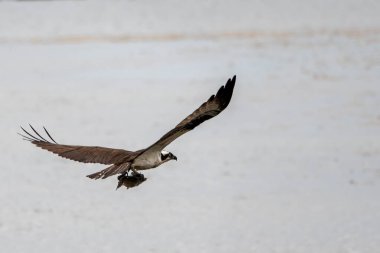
141;75;236;154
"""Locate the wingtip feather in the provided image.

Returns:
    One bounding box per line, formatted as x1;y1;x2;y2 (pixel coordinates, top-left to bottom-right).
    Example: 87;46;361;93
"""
19;125;59;144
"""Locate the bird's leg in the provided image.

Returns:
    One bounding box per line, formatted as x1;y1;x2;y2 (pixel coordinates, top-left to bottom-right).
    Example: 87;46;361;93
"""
131;168;141;176
130;168;144;179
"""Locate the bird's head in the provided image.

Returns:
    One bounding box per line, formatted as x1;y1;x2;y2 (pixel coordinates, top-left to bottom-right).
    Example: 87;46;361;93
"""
161;150;177;162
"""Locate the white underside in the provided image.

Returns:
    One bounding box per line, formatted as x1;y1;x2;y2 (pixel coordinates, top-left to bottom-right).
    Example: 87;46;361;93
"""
132;150;163;170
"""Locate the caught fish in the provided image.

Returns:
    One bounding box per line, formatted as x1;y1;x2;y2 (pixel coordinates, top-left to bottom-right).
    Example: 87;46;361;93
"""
116;172;147;190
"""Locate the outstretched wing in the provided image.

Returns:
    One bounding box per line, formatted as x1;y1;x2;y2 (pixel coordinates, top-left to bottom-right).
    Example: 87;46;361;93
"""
142;75;236;155
19;125;140;165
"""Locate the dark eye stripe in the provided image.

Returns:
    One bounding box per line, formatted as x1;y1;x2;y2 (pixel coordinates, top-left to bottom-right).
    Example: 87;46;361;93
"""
161;153;169;160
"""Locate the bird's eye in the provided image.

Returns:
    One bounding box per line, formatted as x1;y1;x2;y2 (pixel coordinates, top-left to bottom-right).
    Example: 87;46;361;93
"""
161;153;168;160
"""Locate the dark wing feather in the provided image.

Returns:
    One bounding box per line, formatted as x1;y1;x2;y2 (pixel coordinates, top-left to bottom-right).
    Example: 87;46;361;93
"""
19;125;140;165
87;163;131;179
142;75;236;153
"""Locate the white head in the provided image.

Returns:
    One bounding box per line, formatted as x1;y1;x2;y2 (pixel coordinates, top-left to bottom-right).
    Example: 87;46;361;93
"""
160;150;177;162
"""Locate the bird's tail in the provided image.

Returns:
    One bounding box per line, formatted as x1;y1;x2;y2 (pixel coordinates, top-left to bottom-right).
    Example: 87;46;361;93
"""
87;165;117;179
87;163;130;180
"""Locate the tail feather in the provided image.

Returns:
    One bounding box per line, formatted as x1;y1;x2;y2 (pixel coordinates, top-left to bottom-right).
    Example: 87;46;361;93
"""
87;165;116;179
87;163;131;180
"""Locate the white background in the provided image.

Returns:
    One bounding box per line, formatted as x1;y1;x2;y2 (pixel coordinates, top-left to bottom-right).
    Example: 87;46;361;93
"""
0;1;379;252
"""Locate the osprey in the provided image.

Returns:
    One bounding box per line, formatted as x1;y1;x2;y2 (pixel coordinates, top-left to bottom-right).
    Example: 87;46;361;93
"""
19;76;236;189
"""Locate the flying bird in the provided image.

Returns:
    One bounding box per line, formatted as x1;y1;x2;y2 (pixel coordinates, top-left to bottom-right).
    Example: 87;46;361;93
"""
19;76;236;189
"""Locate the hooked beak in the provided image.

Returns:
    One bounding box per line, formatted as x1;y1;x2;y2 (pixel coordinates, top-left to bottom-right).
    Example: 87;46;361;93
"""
173;155;177;161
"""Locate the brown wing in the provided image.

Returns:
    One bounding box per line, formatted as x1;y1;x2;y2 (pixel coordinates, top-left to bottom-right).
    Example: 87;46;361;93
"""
19;125;140;165
142;75;236;154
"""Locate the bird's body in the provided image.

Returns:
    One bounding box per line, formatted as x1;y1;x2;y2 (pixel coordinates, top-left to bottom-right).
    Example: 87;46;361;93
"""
131;149;174;171
133;150;165;170
133;154;160;170
20;76;236;189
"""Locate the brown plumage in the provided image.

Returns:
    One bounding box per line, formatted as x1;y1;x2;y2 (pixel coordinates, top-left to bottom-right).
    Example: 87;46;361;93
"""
19;76;236;189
